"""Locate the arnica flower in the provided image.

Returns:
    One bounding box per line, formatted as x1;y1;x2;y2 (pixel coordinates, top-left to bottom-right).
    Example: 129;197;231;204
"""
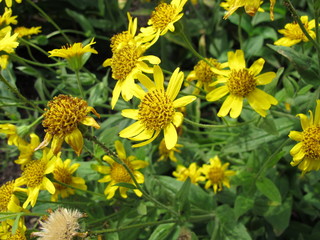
0;123;21;146
51;158;87;202
0;28;19;53
110;13;138;53
32;208;86;240
14;26;42;38
15;149;57;208
221;0;276;21
15;133;40;166
0;219;26;240
206;49;278;118
94;140;148;199
103;41;161;109
119;65;196;149
35;94;100;156
0;180;26;213
139;0;188;42
201;156;236;193
186;58;228;94
0;8;17;25
274;16;316;47
0;0;22;8
158;138;183;162
173;162;205;184
48;38;98;71
289;100;320;174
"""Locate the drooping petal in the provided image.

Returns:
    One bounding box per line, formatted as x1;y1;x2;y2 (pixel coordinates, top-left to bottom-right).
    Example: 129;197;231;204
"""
137;72;155;90
129;129;154;141
111;80;123;109
289;142;303;156
132;130;160;148
217;95;235;117
229;95;243;118
65;128;84;156
81;116;100;129
42;177;55;194
34;133;52;151
288;131;303;141
164;123;178;150
51;135;65;155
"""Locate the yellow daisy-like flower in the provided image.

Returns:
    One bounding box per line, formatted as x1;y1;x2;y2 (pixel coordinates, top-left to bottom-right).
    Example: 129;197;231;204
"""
0;219;26;240
186;58;228;94
14;26;42;38
139;0;187;42
51;158;87;202
0;123;21;146
206;49;278;118
0;7;17;25
0;28;19;53
221;0;275;21
31;208;86;240
201;156;236;193
15;133;40;166
0;180;26;213
173;162;205;184
103;41;160;109
288;100;320;174
15;149;57;208
48;38;98;70
110;12;138;53
119;65;196;149
0;0;22;8
158;138;183;162
274;16;316;47
35;94;100;156
95;140;148;199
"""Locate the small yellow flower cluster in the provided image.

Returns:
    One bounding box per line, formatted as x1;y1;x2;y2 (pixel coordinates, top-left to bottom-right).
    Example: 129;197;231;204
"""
173;156;236;193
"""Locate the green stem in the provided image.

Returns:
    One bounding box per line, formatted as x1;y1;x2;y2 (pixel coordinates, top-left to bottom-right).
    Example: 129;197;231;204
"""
238;13;243;49
84;134;179;217
0;73;43;112
10;54;64;68
19;38;50;57
26;0;72;43
75;70;85;98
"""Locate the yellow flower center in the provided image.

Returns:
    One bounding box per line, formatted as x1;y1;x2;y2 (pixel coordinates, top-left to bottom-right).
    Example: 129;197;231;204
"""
150;3;176;31
302;126;320;159
53;167;72;190
110;31;134;53
208;167;224;184
42;95;88;136
110;162;132;183
194;59;219;83
228;69;256;96
138;89;175;131
0;181;14;212
111;44;141;81
23;160;46;188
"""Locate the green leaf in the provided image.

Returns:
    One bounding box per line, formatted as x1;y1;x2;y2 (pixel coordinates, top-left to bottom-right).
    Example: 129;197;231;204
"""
257;116;278;135
234;195;254;220
267;44;319;86
65;9;95;35
264;197;293;236
256;177;282;203
148;223;176;240
175;178;191;215
12;213;22;235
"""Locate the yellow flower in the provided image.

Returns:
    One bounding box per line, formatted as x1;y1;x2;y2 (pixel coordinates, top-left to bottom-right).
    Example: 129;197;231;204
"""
110;13;138;53
201;156;236;193
0;123;21;146
0;28;19;53
31;208;86;240
274;16;316;47
15;149;57;208
206;49;278;118
158;138;183;162
14;26;42;38
95;140;148;199
119;65;196;149
103;41;161;109
0;180;26;213
0;0;22;8
221;0;275;21
0;7;17;25
15;133;40;166
0;55;9;69
289;100;320;174
139;0;187;42
173;162;205;184
186;58;228;94
48;38;98;70
51;158;87;202
35;95;100;156
0;219;26;240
